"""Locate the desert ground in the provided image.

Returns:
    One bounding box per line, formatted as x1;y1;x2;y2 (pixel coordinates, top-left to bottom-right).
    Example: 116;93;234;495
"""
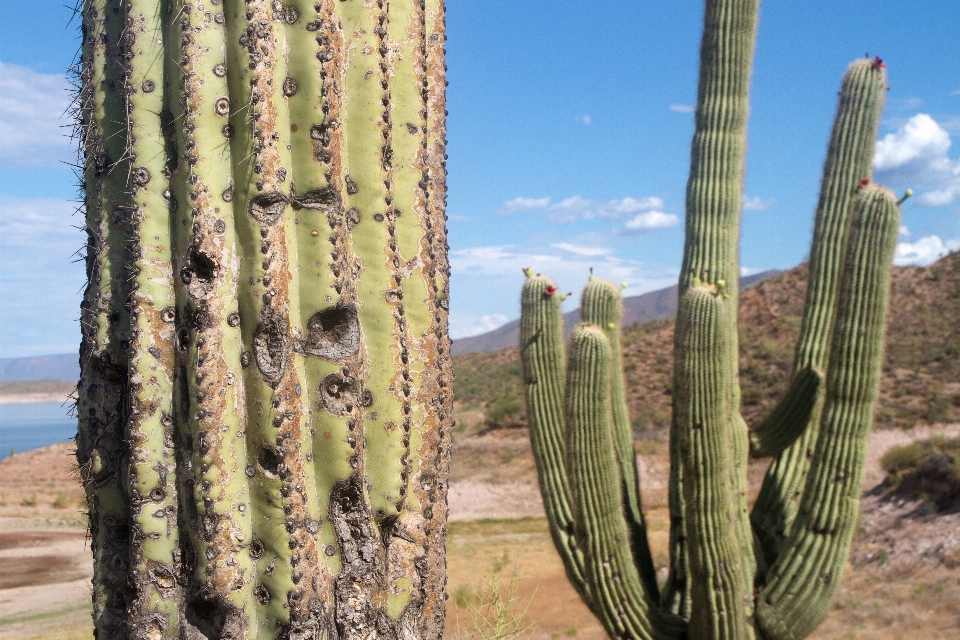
1;423;958;639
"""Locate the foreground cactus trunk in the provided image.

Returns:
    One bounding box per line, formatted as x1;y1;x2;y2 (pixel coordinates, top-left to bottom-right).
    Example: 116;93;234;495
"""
76;1;451;638
520;1;901;638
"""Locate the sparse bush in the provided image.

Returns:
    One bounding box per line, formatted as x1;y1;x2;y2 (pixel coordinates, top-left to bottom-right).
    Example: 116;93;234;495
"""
881;436;960;510
487;396;523;427
927;392;951;424
53;491;70;509
454;560;536;640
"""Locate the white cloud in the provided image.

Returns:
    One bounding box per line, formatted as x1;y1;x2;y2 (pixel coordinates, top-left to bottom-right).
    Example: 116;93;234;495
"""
447;243;680;339
873;114;960;206
498;195;668;223
740;266;763;277
449;314;509;340
893;235;960;266
743;195;774;211
0;196;86;357
499;196;551;214
578;114;593;125
0;62;75;168
551;242;611;257
547;195;665;222
670;104;694;113
623;210;679;232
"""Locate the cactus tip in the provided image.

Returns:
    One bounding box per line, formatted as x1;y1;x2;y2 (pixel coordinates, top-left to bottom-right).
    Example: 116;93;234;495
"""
897;188;913;205
523;267;533;278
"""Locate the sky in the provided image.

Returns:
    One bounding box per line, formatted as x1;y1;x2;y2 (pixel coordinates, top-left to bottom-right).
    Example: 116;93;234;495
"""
0;1;958;358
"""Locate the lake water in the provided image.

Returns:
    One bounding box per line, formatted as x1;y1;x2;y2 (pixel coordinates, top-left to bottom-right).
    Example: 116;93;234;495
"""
0;402;77;461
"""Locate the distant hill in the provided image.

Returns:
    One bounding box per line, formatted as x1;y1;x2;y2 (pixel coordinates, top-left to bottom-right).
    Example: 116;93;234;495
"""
451;270;780;355
0;354;79;382
454;252;960;432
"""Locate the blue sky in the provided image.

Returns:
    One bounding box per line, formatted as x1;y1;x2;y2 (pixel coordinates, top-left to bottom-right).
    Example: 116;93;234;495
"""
1;1;958;358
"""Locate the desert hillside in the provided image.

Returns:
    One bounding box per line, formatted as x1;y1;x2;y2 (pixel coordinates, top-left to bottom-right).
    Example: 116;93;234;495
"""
455;251;960;434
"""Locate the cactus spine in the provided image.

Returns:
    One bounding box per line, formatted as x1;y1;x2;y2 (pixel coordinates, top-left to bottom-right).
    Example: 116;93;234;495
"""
519;0;899;638
76;1;451;639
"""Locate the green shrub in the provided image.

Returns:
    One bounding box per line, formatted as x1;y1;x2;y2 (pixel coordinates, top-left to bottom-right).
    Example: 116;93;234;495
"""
927;392;951;424
881;436;960;510
487;396;523;426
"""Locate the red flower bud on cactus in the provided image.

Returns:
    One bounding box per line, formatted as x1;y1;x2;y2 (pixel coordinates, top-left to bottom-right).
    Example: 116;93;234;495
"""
544;285;557;297
873;55;885;68
860;177;870;187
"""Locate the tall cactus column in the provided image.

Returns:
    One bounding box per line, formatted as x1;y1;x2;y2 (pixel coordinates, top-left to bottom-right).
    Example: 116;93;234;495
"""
76;1;451;639
519;0;902;638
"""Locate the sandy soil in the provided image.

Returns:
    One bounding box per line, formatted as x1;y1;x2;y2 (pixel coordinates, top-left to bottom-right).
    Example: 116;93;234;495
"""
1;425;958;639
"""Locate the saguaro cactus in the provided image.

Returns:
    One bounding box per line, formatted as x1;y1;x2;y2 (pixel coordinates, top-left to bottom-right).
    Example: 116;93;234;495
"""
520;1;902;638
75;1;451;638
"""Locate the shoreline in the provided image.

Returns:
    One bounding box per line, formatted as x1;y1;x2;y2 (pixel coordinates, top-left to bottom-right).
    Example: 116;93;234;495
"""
0;393;73;405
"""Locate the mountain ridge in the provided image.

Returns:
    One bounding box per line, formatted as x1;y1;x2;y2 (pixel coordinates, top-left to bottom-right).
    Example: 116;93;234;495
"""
451;269;780;355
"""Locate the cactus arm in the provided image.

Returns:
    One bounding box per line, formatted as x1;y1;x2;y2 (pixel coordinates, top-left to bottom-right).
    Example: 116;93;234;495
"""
674;287;754;640
751;59;887;564
747;367;824;459
565;325;686;640
670;0;761;611
519;274;594;606
580;278;660;602
76;1;135;635
124;1;184;635
756;185;900;640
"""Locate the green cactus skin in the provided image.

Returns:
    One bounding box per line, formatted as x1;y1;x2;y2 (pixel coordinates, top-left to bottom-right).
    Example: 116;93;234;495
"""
580;278;659;600
564;324;684;639
76;1;451;638
751;58;888;565
519;1;901;638
519;274;593;607
673;287;751;639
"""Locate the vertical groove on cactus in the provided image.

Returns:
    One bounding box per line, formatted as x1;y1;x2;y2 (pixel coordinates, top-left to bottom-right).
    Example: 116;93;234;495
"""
751;59;887;566
580;279;660;601
756;185;901;640
674;287;752;640
77;1;451;637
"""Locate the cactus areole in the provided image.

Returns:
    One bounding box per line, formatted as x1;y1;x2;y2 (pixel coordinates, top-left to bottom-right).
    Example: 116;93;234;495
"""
520;1;900;639
76;0;451;638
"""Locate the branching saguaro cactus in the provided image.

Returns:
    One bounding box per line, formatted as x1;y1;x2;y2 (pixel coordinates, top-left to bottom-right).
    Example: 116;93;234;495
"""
520;1;904;638
75;1;451;638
